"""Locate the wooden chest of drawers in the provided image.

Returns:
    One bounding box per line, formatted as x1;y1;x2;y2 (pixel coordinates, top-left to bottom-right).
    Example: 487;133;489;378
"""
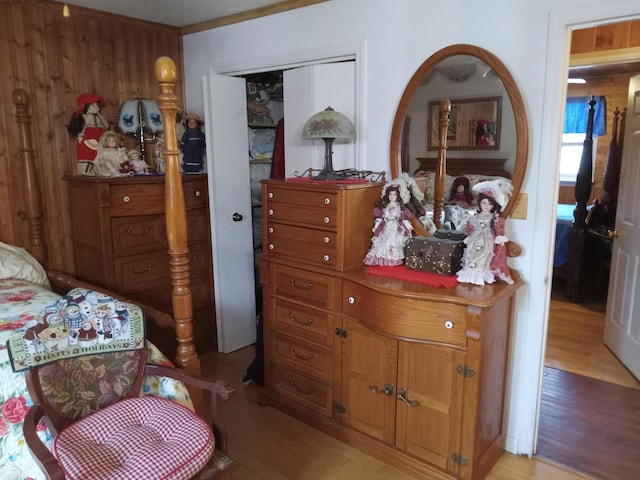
63;174;216;358
260;179;523;480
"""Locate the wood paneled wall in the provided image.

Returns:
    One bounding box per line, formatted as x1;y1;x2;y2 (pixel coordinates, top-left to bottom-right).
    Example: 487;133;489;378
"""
0;0;183;274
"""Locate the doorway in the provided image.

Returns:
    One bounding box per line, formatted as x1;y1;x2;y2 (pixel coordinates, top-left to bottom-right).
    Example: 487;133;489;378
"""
537;19;640;480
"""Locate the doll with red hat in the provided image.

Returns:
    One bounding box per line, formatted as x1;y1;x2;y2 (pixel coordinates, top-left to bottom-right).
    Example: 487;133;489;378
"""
456;180;514;286
67;93;109;175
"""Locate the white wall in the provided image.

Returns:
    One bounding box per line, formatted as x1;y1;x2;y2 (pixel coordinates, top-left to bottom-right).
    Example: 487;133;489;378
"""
182;0;640;456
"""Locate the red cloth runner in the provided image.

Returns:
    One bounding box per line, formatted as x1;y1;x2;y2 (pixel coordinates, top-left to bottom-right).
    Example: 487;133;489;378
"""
366;265;459;288
286;177;369;184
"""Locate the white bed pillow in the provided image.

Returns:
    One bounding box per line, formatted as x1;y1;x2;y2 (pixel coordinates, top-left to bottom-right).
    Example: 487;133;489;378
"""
0;241;51;289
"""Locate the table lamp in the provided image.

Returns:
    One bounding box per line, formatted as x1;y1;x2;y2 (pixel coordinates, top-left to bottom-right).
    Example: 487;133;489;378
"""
302;106;356;180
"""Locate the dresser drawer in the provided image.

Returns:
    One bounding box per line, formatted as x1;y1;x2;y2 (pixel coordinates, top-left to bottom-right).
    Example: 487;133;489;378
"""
131;274;212;314
183;180;208;209
342;281;468;346
115;250;171;293
272;363;333;418
186;208;210;243
266;202;337;229
274;299;333;346
109;183;165;216
187;244;211;278
272;265;336;310
265;187;338;209
266;238;337;267
273;332;332;381
111;214;167;255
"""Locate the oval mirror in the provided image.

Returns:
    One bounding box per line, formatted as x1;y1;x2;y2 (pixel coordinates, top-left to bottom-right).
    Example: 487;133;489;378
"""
390;44;528;220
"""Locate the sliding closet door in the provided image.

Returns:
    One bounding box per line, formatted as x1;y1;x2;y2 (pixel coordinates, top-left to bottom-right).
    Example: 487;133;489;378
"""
283;62;356;177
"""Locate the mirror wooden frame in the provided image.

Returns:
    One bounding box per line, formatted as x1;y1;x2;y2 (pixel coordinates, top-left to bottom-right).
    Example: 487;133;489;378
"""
389;44;529;220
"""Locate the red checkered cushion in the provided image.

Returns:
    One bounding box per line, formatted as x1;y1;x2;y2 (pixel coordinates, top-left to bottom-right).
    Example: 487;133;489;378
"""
52;396;214;480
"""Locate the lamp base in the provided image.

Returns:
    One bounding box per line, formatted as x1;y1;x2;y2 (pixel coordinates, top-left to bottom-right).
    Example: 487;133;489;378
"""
312;168;346;181
312;137;345;180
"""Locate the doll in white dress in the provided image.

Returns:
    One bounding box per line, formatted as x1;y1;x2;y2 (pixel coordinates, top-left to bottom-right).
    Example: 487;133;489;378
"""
364;183;414;266
93;131;130;177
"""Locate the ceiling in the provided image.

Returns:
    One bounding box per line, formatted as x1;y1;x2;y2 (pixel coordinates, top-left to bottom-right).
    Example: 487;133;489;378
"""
53;0;319;29
569;62;640;80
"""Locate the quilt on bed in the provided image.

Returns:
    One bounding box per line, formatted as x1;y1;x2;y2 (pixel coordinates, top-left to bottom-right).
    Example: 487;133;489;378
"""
0;278;192;480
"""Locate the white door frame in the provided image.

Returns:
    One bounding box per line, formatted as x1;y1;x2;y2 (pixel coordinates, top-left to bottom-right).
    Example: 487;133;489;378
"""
529;4;640;456
209;40;366;171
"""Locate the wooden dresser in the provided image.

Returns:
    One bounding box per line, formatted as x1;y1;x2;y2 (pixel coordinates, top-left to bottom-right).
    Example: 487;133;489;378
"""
63;174;216;358
260;179;523;480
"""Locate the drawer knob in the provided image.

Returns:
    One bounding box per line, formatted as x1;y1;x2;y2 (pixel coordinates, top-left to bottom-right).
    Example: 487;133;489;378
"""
323;255;330;262
195;190;201;197
268;227;274;234
323;217;330;224
289;277;314;290
123;195;130;203
444;320;454;329
289;346;313;361
289;312;314;326
348;296;355;304
268;192;274;199
268;244;274;250
268;209;274;216
323;237;330;244
324;197;331;205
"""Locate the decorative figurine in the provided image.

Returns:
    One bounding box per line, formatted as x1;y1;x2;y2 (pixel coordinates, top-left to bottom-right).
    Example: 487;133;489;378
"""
67;93;109;175
456;180;514;285
179;113;206;173
364;182;414;266
447;176;473;207
93;131;130;178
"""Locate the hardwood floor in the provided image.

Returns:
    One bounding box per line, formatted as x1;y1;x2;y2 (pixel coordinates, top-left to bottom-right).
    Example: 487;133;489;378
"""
539;292;640;479
200;347;590;480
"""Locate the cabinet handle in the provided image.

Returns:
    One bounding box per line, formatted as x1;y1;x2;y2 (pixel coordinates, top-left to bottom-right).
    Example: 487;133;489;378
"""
369;384;394;396
289;381;313;395
128;264;153;274
268;227;274;234
125;226;151;237
444;320;454;329
289;346;313;361
268;209;274;216
193;287;200;296
289;277;314;290
323;236;330;244
323;216;330;223
268;244;275;250
191;254;198;261
323;255;330;262
397;388;419;407
195;190;201;197
123;196;130;203
348;296;355;304
289;312;314;326
268;192;274;199
324;197;331;205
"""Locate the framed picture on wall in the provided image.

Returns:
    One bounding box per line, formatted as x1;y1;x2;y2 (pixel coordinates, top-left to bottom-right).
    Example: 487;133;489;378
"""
428;96;501;150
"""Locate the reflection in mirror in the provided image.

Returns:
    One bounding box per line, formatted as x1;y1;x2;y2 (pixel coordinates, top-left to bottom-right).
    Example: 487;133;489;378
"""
390;45;528;221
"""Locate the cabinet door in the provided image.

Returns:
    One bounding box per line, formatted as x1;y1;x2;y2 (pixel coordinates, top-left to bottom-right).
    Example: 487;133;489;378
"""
340;318;397;445
395;342;465;474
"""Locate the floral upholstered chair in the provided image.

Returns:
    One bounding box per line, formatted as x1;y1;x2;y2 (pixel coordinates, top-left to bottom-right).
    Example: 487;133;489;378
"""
22;347;235;479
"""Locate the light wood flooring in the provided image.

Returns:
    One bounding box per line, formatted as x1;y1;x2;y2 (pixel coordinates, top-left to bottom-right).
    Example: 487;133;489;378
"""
200;347;590;480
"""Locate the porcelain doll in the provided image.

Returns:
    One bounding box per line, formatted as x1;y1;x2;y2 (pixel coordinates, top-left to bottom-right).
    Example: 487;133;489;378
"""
364;183;414;266
456;180;513;285
447;176;473;207
93;131;130;177
179;113;206;173
67;93;109;175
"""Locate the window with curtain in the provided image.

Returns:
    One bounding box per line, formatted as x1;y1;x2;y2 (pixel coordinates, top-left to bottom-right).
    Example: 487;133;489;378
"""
559;96;606;183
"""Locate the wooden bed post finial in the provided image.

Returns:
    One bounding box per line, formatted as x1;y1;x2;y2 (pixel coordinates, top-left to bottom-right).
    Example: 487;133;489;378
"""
13;88;47;267
433;99;451;229
155;57;200;375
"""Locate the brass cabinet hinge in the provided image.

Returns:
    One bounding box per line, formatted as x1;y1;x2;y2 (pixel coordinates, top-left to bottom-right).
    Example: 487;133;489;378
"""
335;327;348;338
456;365;475;377
451;453;469;466
333;403;347;414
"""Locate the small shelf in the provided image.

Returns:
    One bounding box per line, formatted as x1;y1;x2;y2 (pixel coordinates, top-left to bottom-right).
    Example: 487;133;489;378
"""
249;123;277;129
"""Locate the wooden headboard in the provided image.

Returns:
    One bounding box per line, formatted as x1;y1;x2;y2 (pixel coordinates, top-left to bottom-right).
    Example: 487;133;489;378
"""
415;157;511;178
